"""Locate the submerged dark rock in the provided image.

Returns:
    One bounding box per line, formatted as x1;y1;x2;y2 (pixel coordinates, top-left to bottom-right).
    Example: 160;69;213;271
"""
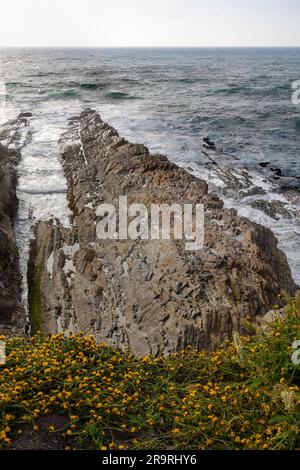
270;167;283;177
18;112;33;119
259;162;270;168
203;136;216;150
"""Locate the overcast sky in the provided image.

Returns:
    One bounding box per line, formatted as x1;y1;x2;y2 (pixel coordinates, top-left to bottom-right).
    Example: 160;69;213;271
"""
1;0;300;47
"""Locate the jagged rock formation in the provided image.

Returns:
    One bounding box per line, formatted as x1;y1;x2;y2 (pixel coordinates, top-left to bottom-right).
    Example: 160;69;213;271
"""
0;143;24;334
0;113;32;335
29;110;296;355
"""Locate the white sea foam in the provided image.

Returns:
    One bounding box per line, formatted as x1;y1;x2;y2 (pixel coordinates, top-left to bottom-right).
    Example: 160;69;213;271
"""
14;109;79;318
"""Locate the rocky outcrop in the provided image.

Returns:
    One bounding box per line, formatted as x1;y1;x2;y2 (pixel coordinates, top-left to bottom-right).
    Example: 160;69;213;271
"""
29;110;296;355
0;112;32;335
0;143;24;334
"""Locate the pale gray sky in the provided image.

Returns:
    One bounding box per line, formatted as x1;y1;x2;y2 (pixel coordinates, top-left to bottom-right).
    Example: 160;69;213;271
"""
1;0;300;47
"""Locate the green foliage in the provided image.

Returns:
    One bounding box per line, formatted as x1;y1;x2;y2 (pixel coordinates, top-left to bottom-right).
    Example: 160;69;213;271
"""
27;263;43;334
0;299;299;450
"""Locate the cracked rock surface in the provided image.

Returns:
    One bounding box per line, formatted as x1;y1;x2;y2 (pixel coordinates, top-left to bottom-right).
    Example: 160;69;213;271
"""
29;110;296;356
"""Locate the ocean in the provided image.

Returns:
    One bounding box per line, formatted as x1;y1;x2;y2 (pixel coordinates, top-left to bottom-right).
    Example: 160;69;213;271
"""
0;47;299;288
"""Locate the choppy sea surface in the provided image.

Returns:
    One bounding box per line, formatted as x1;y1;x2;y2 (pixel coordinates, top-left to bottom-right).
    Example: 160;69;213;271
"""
0;47;299;289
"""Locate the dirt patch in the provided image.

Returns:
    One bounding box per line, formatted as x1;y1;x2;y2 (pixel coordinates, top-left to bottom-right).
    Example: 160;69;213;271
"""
12;414;69;450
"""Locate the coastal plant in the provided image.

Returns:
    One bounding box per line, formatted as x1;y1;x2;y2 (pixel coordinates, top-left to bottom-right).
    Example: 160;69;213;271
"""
0;298;299;450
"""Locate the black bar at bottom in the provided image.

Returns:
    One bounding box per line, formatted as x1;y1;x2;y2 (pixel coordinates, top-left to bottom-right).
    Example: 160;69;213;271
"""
0;450;299;467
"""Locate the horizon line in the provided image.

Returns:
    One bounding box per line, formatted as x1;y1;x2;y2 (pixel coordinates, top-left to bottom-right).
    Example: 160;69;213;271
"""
1;45;300;49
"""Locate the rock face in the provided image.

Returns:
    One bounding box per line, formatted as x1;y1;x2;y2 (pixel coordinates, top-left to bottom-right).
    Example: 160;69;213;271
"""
29;110;296;355
0;143;24;334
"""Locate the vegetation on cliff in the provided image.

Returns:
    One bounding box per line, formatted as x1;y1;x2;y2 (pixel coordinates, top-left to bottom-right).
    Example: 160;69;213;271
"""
27;259;43;335
0;297;299;450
